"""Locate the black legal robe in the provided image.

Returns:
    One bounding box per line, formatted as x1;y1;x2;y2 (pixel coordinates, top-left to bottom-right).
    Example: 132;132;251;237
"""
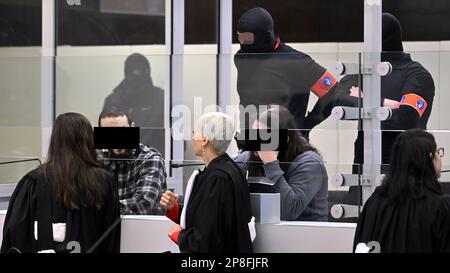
1;168;121;253
354;186;450;253
178;154;253;253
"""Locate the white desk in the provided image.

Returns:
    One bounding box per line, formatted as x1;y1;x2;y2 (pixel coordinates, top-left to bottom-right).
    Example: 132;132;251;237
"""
0;211;356;253
120;215;180;253
120;216;356;253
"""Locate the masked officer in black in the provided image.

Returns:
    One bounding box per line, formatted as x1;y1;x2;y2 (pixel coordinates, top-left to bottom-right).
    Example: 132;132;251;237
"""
234;7;353;134
335;13;435;170
318;12;435;212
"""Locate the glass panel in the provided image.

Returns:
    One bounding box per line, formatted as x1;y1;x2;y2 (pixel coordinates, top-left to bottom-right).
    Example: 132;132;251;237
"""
0;0;42;46
57;0;165;46
225;48;362;222
55;54;168;157
53;0;170;218
0;56;41;128
232;0;364;43
0;157;40;185
229;0;364;222
178;54;218;186
185;0;218;45
358;50;450;203
0;0;42;192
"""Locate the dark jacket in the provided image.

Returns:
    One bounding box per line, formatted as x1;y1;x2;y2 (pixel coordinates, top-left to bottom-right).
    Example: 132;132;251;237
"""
235;42;327;130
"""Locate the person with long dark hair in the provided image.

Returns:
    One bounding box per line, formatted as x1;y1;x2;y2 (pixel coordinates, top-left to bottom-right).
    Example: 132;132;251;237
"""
235;106;328;221
354;129;449;253
1;113;120;253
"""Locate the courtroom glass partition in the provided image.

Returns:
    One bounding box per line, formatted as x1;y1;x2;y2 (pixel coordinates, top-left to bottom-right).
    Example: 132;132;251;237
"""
0;50;368;224
3;1;450;253
391;51;450;185
56;0;166;47
0;55;44;207
357;50;450;204
0;56;43;160
162;50;362;223
55;54;169;155
5;55;450;225
0;157;40;210
0;0;43;213
0;0;447;255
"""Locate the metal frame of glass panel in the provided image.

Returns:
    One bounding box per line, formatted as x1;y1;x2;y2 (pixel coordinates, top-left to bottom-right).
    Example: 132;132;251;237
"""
330;0;384;219
168;0;185;194
362;0;382;205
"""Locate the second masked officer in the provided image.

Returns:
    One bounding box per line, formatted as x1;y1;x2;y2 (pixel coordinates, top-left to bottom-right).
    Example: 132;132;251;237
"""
337;12;435;168
234;7;351;133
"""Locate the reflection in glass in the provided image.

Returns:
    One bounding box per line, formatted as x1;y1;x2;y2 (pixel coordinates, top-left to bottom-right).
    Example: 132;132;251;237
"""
57;0;165;46
101;53;165;156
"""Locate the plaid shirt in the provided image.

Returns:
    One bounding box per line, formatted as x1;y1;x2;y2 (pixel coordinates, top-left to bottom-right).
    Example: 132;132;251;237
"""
99;144;167;215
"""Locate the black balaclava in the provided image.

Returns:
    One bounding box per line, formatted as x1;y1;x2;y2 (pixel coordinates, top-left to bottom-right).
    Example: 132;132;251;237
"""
382;12;404;52
237;7;277;53
124;53;151;78
114;53;153;97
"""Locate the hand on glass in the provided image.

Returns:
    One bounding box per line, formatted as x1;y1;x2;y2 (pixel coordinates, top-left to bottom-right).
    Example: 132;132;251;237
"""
383;98;401;109
350;86;400;110
160;191;178;210
350;86;362;98
257;151;279;164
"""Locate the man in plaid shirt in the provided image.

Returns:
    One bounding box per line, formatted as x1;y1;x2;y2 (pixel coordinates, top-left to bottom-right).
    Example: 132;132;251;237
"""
98;109;167;215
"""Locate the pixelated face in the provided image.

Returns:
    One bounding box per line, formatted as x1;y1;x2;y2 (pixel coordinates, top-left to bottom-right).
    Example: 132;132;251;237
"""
237;32;255;45
99;115;132;156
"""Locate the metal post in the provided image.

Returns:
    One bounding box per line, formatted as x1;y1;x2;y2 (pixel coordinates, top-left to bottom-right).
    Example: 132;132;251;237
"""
218;0;232;109
41;0;56;160
362;0;382;204
167;0;185;195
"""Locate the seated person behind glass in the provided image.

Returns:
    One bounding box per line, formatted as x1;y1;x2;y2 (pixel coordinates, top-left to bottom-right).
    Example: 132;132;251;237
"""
97;108;167;215
234;106;328;221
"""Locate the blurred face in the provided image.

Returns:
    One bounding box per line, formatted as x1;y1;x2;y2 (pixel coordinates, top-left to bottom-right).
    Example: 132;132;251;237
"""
237;32;255;45
433;148;444;178
99;115;134;156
